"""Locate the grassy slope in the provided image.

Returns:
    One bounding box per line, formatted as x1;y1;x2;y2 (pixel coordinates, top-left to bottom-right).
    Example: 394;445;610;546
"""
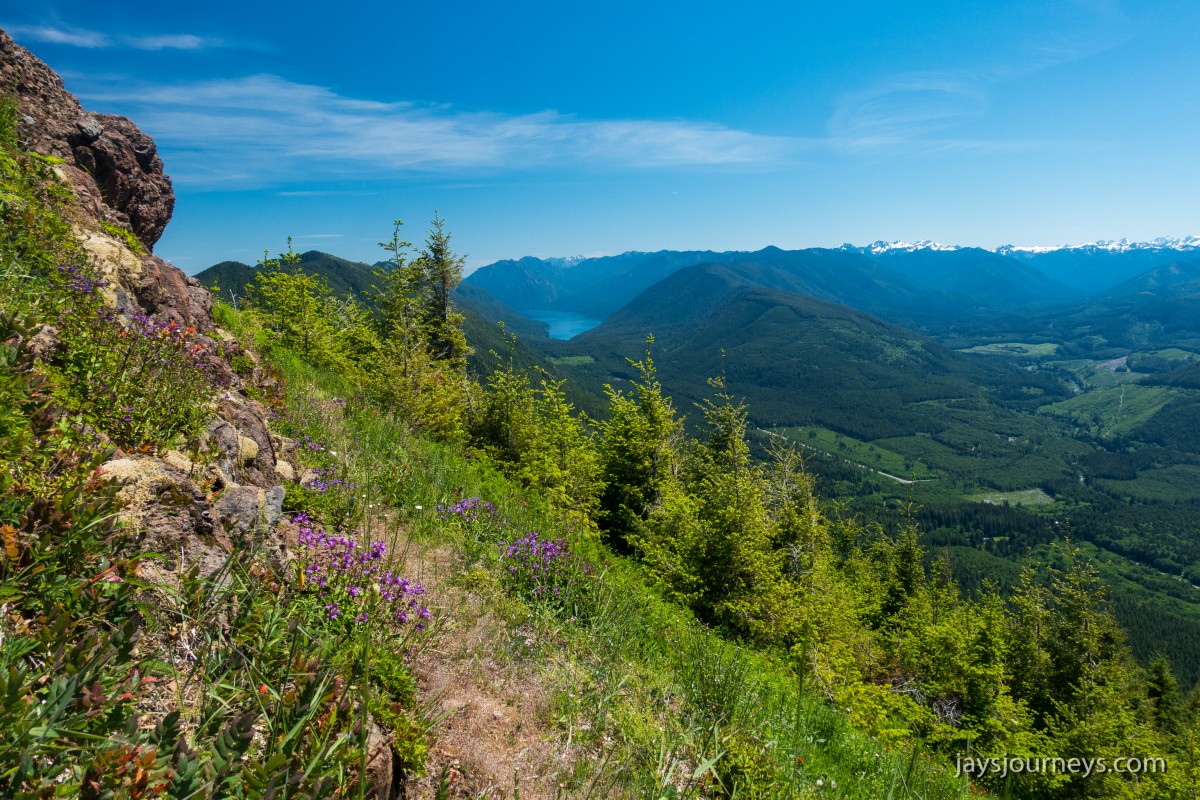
250;318;969;798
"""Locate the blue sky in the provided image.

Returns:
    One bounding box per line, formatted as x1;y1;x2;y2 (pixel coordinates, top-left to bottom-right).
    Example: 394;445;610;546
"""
4;0;1198;273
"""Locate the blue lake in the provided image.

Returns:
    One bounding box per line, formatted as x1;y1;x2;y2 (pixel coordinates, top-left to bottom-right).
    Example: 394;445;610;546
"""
522;310;602;340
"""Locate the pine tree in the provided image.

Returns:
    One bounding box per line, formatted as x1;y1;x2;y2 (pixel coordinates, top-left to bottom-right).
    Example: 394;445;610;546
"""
415;213;469;367
251;238;376;370
1146;654;1183;736
367;218;472;440
596;337;685;547
374;220;427;373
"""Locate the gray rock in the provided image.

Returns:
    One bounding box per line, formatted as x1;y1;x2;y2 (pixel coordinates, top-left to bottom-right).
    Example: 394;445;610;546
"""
215;485;263;537
75;114;103;144
263;485;285;527
26;325;60;363
365;718;398;800
102;457;231;576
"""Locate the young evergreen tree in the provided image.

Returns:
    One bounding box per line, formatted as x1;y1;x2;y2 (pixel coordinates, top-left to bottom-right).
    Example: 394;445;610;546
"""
471;342;601;528
374;220;427;363
415;213;469;367
1145;654;1183;737
471;334;540;468
686;378;800;645
367;218;472;440
251;238;376;370
596;337;685;548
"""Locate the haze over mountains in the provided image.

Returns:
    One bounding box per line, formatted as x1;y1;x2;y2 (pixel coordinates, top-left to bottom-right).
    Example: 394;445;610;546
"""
461;236;1200;332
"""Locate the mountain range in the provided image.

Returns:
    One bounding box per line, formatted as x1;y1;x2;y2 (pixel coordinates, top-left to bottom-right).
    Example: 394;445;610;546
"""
462;238;1200;328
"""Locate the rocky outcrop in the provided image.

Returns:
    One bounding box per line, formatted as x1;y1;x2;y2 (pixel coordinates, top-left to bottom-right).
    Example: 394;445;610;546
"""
135;254;217;332
209;396;280;489
99;456;231;577
0;29;174;251
2;28;299;571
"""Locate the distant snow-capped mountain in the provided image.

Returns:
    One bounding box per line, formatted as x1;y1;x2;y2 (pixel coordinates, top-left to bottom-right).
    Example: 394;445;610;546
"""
543;254;588;268
842;240;964;255
995;236;1200;256
842;236;1200;257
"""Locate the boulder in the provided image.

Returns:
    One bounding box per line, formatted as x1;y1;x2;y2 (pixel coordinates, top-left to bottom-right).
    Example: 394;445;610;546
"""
207;396;278;489
26;325;60;363
214;485;264;538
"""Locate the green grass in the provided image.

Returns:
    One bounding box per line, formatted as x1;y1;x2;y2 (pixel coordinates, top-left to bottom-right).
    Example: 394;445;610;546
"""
774;425;936;481
959;341;1060;357
870;403;1091;492
967;488;1056;506
1049;357;1144;390
1038;384;1180;437
1141;348;1199;363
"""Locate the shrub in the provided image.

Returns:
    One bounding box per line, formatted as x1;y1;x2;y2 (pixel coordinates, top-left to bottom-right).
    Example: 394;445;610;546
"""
51;266;215;448
100;220;145;256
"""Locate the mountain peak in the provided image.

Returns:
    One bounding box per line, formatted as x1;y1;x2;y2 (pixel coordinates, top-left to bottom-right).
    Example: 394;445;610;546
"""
996;236;1200;256
843;240;963;255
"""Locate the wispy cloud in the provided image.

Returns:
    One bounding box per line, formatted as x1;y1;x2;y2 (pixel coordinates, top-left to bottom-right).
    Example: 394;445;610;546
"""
6;24;237;51
828;4;1130;155
6;24;108;48
829;74;989;153
126;34;219;51
73;74;800;186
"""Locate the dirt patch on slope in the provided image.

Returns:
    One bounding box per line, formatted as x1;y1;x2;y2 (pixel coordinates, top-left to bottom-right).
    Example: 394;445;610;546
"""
401;543;576;799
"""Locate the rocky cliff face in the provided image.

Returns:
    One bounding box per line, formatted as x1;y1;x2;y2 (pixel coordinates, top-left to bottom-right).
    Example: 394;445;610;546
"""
1;28;296;572
0;30;174;251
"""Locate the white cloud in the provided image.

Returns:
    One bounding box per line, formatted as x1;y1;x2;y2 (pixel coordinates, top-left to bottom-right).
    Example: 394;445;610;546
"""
827;5;1130;155
74;74;800;186
829;74;988;152
126;34;215;51
6;24;232;51
7;24;109;48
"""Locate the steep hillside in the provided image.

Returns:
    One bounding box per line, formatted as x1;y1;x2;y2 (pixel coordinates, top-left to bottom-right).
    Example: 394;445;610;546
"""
863;247;1075;307
0;29;418;797
561;262;1066;438
463;255;565;308
454;282;550;342
1104;256;1200;298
